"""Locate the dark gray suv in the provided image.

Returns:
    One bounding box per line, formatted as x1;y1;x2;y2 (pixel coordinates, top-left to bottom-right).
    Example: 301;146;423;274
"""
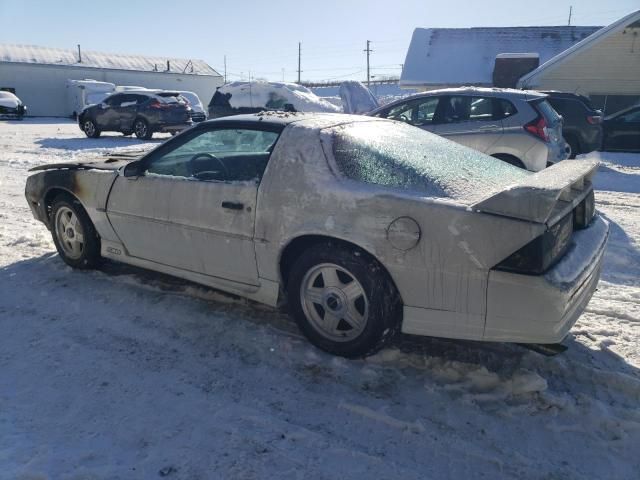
78;91;192;139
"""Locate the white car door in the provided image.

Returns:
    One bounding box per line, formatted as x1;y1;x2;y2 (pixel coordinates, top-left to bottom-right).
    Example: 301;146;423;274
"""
106;124;281;286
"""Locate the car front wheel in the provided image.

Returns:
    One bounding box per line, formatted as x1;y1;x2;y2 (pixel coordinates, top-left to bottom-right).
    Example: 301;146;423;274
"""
51;196;101;269
82;119;100;138
134;118;152;140
287;243;401;358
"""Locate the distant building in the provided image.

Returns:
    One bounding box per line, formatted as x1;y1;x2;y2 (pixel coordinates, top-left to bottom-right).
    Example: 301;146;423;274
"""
400;26;600;90
401;10;640;114
0;44;223;116
518;10;640;114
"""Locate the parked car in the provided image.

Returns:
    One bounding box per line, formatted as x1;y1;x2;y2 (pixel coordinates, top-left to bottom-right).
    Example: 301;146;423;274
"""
25;113;608;358
178;91;207;122
369;87;569;171
602;104;640;152
0;91;27;119
541;91;603;158
208;81;340;118
78;91;192;139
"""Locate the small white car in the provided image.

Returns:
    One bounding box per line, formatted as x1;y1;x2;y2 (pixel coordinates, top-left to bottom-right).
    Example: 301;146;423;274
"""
370;87;570;172
25;113;608;357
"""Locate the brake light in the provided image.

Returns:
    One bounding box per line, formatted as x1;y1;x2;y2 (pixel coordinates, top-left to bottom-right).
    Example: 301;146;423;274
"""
495;213;574;275
586;115;602;125
149;99;169;109
524;116;549;142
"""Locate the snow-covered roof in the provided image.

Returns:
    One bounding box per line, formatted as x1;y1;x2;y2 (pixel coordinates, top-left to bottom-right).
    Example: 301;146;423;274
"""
518;10;640;88
400;26;601;88
0;44;220;76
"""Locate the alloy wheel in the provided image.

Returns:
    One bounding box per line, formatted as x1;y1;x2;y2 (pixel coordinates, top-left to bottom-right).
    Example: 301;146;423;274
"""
300;262;369;342
55;206;85;260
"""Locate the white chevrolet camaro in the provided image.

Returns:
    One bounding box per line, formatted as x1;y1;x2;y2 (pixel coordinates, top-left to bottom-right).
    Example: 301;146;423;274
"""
25;113;609;357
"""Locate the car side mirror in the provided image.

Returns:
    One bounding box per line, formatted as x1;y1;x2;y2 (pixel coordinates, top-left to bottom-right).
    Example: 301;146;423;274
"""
121;160;143;177
100;103;107;109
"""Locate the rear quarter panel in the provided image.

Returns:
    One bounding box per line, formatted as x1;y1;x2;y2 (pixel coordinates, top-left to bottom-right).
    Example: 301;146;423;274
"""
255;124;544;333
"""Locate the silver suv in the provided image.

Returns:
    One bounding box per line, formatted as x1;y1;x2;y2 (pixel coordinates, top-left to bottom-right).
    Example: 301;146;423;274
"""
369;87;569;171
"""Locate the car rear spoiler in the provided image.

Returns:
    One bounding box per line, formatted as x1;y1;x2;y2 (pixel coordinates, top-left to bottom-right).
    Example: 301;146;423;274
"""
471;160;599;224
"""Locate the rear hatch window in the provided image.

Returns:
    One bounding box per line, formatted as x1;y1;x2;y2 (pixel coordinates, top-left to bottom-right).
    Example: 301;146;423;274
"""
156;93;187;105
327;121;530;203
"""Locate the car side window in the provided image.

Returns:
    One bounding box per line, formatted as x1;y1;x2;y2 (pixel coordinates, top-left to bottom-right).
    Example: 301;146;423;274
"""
119;94;137;108
145;128;280;183
618;109;640;123
440;96;471;123
494;98;517;119
384;101;416;123
133;94;149;105
414;97;440;125
468;97;493;121
104;95;122;106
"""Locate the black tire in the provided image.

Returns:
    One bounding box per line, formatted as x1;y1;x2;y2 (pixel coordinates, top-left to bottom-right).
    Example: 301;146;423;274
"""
566;135;580;159
491;153;526;169
82;118;101;138
50;195;101;269
134;118;153;140
287;243;401;358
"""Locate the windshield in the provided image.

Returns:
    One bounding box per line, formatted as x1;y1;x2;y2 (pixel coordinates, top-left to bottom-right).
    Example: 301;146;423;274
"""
328;121;530;203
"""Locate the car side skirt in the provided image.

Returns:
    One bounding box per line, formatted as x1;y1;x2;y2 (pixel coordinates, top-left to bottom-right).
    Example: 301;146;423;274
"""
100;240;280;307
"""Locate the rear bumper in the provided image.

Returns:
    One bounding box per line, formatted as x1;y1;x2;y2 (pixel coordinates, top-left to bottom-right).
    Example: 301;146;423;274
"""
483;215;609;343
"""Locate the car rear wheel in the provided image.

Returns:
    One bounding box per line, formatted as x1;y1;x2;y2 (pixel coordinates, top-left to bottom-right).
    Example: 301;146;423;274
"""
51;196;101;269
287;243;401;358
134;118;152;140
566;135;579;159
82;119;100;138
491;153;526;169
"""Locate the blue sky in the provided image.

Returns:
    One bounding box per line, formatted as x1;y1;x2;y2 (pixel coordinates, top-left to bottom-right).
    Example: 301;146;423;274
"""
0;0;637;82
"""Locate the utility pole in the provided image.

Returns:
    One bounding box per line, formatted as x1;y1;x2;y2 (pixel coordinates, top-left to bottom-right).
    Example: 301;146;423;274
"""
568;5;573;26
364;40;373;87
297;42;302;84
223;55;227;83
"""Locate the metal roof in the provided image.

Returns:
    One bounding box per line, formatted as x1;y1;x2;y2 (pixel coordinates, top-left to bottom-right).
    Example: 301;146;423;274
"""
0;44;220;76
400;26;601;87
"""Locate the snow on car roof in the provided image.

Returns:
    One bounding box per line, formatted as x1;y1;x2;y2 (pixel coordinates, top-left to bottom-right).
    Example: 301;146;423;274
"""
217;81;341;113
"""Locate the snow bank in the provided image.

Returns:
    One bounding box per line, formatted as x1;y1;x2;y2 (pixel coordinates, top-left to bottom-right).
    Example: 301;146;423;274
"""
218;81;341;113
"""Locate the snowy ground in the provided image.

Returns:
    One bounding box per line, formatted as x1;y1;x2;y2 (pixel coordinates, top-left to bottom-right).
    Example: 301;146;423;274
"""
1;119;639;480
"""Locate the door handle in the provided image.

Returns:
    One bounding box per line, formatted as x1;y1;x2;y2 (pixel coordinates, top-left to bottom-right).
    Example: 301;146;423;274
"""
221;201;244;210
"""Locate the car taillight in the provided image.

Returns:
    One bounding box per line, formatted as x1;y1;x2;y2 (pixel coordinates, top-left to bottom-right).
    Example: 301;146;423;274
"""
524;116;549;142
586;115;602;125
495;213;573;275
149;100;170;109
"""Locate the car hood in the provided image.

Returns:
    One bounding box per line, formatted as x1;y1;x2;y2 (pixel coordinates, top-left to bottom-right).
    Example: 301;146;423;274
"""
28;154;140;172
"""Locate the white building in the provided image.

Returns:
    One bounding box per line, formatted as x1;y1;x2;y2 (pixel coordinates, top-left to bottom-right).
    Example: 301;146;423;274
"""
518;10;640;114
0;44;224;116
